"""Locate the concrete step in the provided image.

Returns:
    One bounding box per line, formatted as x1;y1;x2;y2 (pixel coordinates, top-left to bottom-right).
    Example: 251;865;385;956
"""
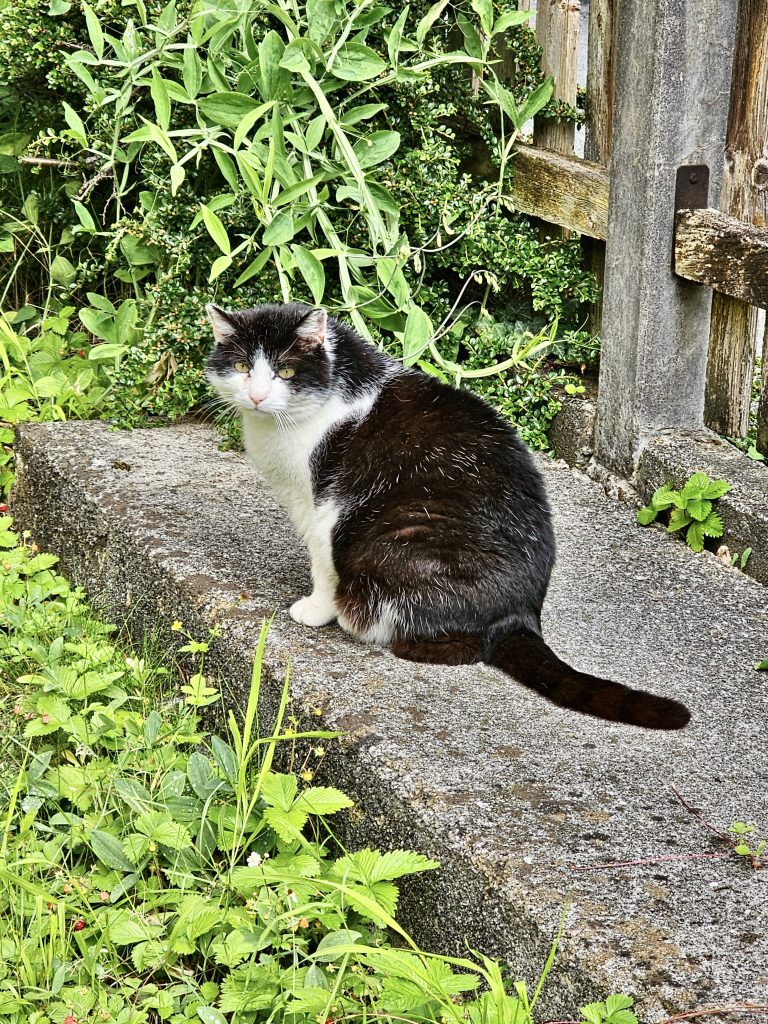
12;420;768;1021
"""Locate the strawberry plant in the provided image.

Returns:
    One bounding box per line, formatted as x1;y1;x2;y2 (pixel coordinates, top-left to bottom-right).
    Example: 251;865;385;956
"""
636;473;732;552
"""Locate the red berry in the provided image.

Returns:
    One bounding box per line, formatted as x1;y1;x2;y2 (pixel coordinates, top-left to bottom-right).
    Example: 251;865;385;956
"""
0;504;7;513
72;918;85;931
64;1017;78;1024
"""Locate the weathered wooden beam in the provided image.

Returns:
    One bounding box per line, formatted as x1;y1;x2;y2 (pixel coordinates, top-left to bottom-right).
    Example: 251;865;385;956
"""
675;208;768;308
532;0;581;155
509;144;609;240
582;0;621;335
757;327;768;454
594;0;737;477
704;0;768;438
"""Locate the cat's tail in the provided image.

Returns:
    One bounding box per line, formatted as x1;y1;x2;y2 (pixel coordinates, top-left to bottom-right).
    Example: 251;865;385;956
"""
487;628;690;730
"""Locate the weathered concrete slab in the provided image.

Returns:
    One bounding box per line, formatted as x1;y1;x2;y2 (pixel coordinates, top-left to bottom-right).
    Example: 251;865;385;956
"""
550;396;768;585
12;421;768;1020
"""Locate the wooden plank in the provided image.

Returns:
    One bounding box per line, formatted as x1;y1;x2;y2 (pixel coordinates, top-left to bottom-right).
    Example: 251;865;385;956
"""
582;0;620;335
533;0;581;155
705;0;768;437
758;327;768;454
594;0;737;476
509;144;609;239
675;208;768;307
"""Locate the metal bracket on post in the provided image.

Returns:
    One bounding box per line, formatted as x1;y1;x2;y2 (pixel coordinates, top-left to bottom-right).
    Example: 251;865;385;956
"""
672;164;709;272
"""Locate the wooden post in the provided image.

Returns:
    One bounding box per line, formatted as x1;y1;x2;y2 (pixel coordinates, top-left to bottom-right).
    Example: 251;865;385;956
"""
704;0;768;438
532;0;581;157
594;0;737;477
758;320;768;455
582;0;620;335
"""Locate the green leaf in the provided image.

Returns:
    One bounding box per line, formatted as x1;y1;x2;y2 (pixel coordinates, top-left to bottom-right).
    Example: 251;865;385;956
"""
262;209;295;246
515;77;554;129
280;39;313;74
306;0;339;44
341;102;388;126
685;497;712;522
62;102;87;147
233;99;275;150
170;163;185;195
209;254;232;282
48;0;71;13
261;771;298;810
313;929;362;962
470;0;494;35
183;41;203;98
747;445;764;461
667;508;692;532
200;205;231;255
273;172;327;208
82;2;104;60
388;5;410;66
416;0;449;44
402;306;433;366
258;30;291;99
107;910;165;946
649;485;678;510
331;43;387;82
701;511;723;538
22;193;39;225
123;119;177;162
685;520;705;551
234;247;272;287
90;829;136;872
492;10;535;34
199;92;264;131
292;245;325;304
353;130;401;169
680;472;711;500
150;69;171;131
198;1008;227;1024
755;659;768;671
636;507;658;526
50;255;76;285
296;785;353;816
702;479;732;498
73;200;96;231
482;78;519;125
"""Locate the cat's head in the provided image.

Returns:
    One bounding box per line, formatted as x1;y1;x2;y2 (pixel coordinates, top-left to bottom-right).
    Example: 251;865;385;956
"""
206;302;332;418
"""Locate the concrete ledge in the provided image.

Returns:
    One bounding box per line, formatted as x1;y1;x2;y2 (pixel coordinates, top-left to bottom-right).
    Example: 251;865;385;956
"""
11;421;768;1020
551;398;768;584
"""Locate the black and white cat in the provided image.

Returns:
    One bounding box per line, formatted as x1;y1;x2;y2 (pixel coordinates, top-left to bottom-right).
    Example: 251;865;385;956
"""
206;301;690;730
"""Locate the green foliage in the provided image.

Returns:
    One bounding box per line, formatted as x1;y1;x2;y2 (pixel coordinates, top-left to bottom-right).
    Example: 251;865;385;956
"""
727;822;766;868
0;0;595;434
1;520;638;1023
636;473;732;553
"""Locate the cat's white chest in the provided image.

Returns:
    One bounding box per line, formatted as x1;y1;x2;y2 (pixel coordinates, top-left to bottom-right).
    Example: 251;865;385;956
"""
241;392;377;539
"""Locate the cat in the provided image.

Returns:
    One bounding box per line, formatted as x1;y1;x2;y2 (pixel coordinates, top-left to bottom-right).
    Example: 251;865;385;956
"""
206;301;690;730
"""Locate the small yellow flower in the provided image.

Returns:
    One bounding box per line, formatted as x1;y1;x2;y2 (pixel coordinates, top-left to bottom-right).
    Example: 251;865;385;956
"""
300;770;314;782
171;620;183;632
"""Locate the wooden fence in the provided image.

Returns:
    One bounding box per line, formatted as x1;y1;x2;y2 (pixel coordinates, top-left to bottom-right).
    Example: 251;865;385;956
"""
507;0;768;474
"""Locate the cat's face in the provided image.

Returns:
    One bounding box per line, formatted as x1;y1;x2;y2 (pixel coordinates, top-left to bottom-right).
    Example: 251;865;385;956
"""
206;302;331;419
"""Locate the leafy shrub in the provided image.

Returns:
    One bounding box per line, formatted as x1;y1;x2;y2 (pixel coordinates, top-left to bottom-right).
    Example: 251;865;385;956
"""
0;0;595;433
636;473;732;552
0;519;638;1023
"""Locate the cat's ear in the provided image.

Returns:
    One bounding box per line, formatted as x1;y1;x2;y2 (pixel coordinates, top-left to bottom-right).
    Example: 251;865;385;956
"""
206;303;238;345
295;308;327;349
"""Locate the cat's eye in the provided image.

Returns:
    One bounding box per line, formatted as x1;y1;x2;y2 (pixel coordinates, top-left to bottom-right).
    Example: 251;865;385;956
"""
277;367;295;379
234;361;249;373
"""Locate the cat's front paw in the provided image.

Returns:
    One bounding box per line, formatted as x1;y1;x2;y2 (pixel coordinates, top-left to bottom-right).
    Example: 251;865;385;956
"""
289;595;337;628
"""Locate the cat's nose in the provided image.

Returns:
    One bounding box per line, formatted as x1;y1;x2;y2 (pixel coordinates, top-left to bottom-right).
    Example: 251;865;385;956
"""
249;392;267;406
